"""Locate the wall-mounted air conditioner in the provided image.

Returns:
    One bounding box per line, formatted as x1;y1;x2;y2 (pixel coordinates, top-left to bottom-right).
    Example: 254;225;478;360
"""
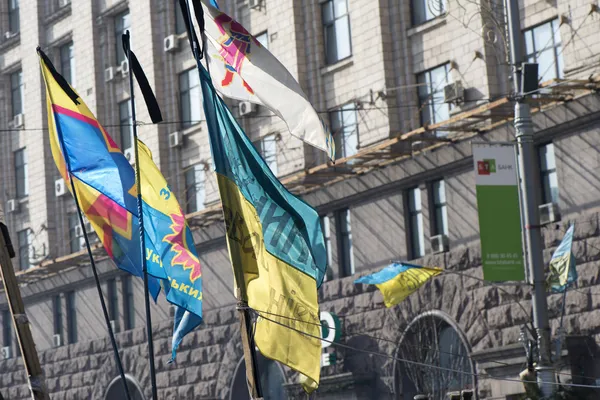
169;131;183;148
430;234;449;254
443;81;464;104
13;113;24;128
539;202;560;225
6;199;17;214
55;178;66;197
239;101;257;116
105;67;115;82
1;346;11;359
53;334;63;347
164;35;178;53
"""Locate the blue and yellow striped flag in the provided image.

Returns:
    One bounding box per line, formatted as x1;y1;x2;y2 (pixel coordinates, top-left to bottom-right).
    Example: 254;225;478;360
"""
198;63;327;392
547;225;577;293
355;263;442;307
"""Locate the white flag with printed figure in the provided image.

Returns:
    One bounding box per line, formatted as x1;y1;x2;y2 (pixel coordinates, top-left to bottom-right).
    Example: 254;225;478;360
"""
200;0;335;160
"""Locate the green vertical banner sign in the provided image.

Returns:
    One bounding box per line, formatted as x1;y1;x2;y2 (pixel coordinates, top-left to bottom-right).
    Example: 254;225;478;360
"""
473;143;525;281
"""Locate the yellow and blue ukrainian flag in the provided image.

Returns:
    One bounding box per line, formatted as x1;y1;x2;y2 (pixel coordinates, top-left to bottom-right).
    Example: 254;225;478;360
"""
198;62;327;391
547;225;577;293
39;50;202;358
355;263;442;307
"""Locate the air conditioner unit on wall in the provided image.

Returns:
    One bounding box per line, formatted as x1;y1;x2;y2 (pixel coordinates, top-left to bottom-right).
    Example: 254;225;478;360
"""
74;225;84;237
13;113;24;128
55;178;66;197
248;0;260;9
120;59;129;77
238;101;256;116
110;320;119;333
164;35;178;53
53;334;62;347
430;234;449;254
1;346;11;359
105;67;115;82
6;199;17;214
169;131;183;148
443;81;464;104
539;202;560;225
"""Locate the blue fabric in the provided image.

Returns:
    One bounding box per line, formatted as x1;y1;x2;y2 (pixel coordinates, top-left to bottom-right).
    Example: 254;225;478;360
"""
198;63;328;287
354;263;425;285
550;225;577;293
170;307;203;362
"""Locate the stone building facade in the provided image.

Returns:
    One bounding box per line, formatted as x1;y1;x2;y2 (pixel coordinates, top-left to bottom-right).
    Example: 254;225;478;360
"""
1;0;600;399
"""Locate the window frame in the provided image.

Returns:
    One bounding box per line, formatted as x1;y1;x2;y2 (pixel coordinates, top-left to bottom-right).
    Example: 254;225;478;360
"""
10;70;23;118
329;103;359;160
114;10;131;64
17;229;30;270
184;164;206;214
179;68;203;129
336;208;354;277
254;134;278;176
416;63;452;137
52;295;63;338
122;276;135;330
523;19;563;84
407;187;425;259
119;100;133;151
411;0;447;27
14;147;27;198
320;215;333;281
66;291;77;344
538;142;559;205
68;213;83;253
2;309;11;349
321;0;352;65
107;279;118;326
59;41;75;86
430;179;448;236
8;0;20;34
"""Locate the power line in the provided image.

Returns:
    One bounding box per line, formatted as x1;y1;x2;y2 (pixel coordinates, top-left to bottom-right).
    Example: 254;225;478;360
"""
245;306;596;383
252;308;600;390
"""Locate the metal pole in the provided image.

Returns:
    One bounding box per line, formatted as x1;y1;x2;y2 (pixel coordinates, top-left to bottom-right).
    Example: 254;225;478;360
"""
0;205;49;400
505;0;556;396
124;30;158;400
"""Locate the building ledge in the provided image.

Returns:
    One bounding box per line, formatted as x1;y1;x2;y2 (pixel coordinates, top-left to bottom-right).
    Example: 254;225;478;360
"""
320;57;354;76
43;3;72;25
0;33;20;52
407;15;447;37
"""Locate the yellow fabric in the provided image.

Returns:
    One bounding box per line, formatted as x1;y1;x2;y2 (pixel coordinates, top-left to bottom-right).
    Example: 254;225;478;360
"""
217;173;322;391
376;267;442;308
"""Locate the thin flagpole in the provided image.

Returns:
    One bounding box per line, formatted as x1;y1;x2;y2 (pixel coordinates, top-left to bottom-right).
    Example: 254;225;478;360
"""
68;176;132;400
180;1;262;397
124;30;158;400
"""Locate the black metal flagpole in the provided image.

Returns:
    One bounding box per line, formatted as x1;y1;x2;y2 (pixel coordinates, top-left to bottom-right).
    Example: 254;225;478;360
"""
68;177;132;400
123;30;159;400
37;47;132;400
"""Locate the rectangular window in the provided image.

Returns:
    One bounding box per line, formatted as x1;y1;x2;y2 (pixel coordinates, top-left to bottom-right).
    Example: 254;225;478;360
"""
320;216;333;281
431;180;448;236
254;135;278;176
322;0;352;65
336;209;354;276
119;100;133;151
66;291;77;344
179;68;202;129
17;229;30;271
330;104;358;159
60;42;75;87
184;164;206;214
175;0;195;35
408;188;425;259
14;148;27;198
8;0;19;33
10;70;23;118
539;143;559;205
122;276;134;330
256;31;269;49
524;19;563;84
107;279;118;326
412;0;446;26
52;295;63;338
68;213;83;253
115;10;131;64
417;64;452;137
2;309;11;349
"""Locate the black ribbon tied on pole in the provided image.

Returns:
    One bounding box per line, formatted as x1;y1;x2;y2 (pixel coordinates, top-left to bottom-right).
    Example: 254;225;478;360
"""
121;33;163;124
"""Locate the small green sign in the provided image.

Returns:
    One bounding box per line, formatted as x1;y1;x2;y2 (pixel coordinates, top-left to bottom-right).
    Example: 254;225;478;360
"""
473;144;525;281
